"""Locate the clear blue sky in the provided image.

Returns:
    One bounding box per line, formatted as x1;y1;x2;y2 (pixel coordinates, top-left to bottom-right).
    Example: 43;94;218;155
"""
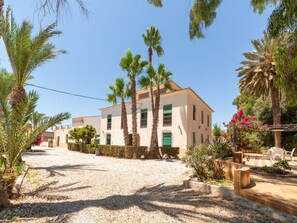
0;0;273;126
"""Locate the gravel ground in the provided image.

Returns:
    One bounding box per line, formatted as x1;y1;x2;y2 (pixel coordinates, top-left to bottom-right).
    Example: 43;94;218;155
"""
0;147;285;223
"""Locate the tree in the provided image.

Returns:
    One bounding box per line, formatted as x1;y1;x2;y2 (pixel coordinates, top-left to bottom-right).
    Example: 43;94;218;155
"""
69;125;96;144
0;8;65;109
107;78;131;146
0;90;70;202
139;64;172;157
120;50;148;149
142;25;164;149
237;32;286;148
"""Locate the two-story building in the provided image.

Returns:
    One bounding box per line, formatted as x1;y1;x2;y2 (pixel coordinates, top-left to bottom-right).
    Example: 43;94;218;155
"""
100;81;213;153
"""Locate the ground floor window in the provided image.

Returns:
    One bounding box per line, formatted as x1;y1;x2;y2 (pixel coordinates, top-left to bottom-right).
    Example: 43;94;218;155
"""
201;134;204;144
162;132;172;147
192;132;196;145
106;133;111;145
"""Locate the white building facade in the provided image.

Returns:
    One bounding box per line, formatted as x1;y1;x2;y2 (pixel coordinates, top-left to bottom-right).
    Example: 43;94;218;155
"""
100;81;213;153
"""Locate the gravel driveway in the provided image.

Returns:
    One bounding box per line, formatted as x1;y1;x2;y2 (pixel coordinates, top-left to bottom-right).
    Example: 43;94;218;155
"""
0;147;284;223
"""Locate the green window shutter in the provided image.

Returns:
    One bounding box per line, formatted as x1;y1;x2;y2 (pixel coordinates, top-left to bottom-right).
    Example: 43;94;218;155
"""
141;109;148;114
162;132;172;147
163;105;172;114
107;114;112;121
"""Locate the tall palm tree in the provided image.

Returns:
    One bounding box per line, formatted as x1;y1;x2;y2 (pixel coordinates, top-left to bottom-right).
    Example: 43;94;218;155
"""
120;50;148;149
139;64;172;157
107;78;131;146
142;26;164;149
237;32;286;148
0;8;65;109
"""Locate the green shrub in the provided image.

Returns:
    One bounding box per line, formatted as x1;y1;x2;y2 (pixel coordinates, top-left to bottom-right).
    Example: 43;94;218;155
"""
159;147;179;158
86;144;96;154
209;139;232;159
97;145;148;159
273;160;291;174
182;140;231;182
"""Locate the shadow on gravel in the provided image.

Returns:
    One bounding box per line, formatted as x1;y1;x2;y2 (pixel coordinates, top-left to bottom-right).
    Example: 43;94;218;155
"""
0;184;274;222
32;164;107;176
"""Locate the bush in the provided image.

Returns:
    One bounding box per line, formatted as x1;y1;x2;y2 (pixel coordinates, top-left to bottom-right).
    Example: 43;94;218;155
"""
159;147;179;158
182;140;232;182
98;145;148;159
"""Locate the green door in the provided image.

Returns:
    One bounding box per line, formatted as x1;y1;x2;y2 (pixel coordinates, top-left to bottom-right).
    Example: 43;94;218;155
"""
162;132;172;147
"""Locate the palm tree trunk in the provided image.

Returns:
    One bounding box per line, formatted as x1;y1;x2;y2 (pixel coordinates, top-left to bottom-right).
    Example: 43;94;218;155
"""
0;172;10;208
149;85;160;158
121;99;129;146
271;86;281;148
10;85;27;110
131;75;138;149
0;0;4;36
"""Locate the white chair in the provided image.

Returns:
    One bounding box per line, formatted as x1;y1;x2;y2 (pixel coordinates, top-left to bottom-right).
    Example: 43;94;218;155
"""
272;148;285;160
285;148;296;161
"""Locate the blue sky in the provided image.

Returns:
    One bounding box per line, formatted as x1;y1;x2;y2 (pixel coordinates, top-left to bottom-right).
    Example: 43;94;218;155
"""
0;0;273;126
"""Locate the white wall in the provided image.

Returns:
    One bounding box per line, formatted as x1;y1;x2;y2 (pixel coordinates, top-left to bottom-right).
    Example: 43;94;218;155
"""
100;91;189;149
187;91;213;145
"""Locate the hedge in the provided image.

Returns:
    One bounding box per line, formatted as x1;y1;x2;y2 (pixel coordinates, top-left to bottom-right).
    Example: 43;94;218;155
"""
67;143;96;154
98;145;148;159
159;147;179;158
67;143;179;159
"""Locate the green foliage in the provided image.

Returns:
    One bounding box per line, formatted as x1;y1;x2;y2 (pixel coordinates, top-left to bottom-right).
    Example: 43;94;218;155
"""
13;162;25;175
147;0;162;7
142;25;164;60
189;0;222;39
98;145;148;159
69;125;96;144
0;7;65;87
273;160;291;173
107;78;131;105
209;139;233;159
212;123;222;139
0;90;70;170
182;140;232;181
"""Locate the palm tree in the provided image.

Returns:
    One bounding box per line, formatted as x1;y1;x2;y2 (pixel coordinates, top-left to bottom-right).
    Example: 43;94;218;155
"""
0;90;70;201
142;26;164;148
120;50;148;149
139;64;172;157
107;78;131;146
0;8;65;109
237;32;286;148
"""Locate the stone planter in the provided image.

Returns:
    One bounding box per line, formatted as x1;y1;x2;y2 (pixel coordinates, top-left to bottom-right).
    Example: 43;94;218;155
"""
185;178;234;200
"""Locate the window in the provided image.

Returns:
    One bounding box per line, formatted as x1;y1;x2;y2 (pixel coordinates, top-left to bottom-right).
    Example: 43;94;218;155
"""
162;132;172;147
207;115;210;127
163;104;172;126
66;134;68;143
201;111;204;124
206;135;210;143
107;114;112;130
201;134;204;144
193;105;196;120
192;132;196;145
140;109;148;128
139;92;149;99
106;133;111;145
154;88;166;95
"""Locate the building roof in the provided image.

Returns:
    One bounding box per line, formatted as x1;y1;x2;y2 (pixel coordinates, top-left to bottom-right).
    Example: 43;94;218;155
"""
100;80;213;112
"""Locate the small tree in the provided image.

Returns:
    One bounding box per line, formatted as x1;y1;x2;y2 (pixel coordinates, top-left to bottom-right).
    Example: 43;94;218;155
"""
69;125;96;144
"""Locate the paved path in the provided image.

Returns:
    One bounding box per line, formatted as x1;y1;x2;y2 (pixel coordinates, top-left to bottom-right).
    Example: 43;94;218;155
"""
0;147;285;223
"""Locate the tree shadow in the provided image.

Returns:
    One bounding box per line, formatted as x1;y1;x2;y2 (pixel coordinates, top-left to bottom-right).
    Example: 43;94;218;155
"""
31;164;107;176
0;183;273;222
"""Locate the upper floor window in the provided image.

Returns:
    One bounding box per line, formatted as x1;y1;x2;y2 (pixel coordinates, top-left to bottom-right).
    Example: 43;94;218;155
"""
153;88;166;95
107;114;112;130
207;115;210;127
139;92;149;99
193;105;196;120
201;134;204;144
163;104;172;126
140;109;148;128
201;111;204;124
